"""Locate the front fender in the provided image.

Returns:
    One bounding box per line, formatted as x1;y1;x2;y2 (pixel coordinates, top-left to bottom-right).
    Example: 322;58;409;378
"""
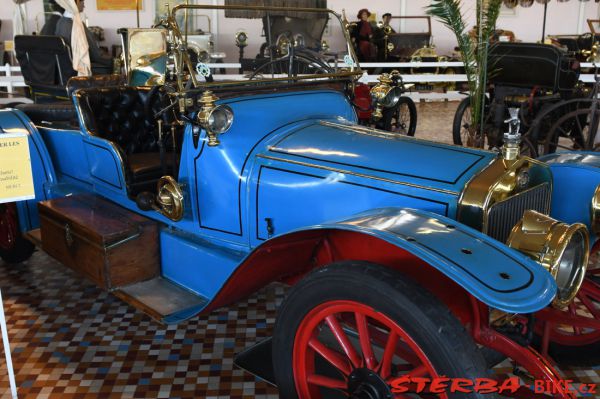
310;208;556;314
539;152;600;242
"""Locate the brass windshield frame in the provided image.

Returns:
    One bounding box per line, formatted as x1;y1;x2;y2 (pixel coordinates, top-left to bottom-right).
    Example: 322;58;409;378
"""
169;3;362;89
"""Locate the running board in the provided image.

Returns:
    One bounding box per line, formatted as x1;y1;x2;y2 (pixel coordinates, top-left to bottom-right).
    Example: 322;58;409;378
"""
114;277;208;324
24;228;42;247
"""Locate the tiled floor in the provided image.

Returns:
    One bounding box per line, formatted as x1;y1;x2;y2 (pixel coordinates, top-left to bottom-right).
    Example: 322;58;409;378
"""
0;101;599;398
0;251;281;398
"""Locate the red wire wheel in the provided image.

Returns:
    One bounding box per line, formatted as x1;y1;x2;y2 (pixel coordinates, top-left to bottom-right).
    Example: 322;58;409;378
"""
536;277;600;366
272;262;496;399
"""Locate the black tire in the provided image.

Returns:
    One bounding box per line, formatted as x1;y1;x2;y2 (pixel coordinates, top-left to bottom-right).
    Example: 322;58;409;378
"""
0;204;35;264
452;97;472;146
377;96;417;136
272;262;497;399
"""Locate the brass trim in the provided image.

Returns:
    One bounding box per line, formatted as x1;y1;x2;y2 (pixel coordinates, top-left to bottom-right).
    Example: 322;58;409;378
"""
508;210;589;308
591;183;600;235
457;156;553;233
169;4;362;87
194;71;364;89
257;154;459;196
319;120;497;151
156;176;185;221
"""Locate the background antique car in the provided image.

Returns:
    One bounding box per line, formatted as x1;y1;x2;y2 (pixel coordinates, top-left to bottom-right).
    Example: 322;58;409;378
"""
452;41;585;156
549;19;600;64
353;72;418;136
377;16;432;62
1;3;600;398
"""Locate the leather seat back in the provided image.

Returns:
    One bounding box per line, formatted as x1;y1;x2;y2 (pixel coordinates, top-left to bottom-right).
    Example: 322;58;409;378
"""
74;86;162;154
15;35;76;87
488;42;580;93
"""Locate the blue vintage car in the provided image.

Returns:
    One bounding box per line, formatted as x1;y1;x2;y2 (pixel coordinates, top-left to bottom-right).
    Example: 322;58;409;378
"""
1;4;599;399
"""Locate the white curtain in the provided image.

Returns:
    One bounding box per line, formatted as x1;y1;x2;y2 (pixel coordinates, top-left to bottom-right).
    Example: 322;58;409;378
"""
12;0;28;39
55;0;91;76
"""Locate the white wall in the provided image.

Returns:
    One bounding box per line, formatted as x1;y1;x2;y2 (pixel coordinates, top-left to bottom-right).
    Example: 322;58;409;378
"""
0;0;154;46
1;0;599;56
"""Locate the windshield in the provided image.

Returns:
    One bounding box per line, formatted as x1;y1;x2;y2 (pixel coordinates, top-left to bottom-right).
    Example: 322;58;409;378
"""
157;3;361;85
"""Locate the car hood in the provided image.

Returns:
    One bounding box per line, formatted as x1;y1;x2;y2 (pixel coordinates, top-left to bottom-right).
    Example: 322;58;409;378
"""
259;120;497;196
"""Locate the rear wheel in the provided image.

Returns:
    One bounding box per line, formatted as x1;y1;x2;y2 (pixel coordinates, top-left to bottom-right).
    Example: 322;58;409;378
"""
452;97;488;148
543;108;600;155
272;262;497;399
0;203;34;264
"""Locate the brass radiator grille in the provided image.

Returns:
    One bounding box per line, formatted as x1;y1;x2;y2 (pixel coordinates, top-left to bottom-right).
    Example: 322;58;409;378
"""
486;183;551;243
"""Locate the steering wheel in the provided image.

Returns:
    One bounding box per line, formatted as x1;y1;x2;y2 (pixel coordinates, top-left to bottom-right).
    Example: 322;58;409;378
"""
248;47;334;80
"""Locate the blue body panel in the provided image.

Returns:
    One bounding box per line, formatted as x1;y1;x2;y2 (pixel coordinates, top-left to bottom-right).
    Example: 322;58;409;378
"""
248;121;495;246
160;229;246;299
268;122;493;193
539;152;600;242
37;126;93;188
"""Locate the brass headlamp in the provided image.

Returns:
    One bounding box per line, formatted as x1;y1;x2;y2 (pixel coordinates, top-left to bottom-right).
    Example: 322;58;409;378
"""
197;91;234;146
370;73;403;120
508;210;589;307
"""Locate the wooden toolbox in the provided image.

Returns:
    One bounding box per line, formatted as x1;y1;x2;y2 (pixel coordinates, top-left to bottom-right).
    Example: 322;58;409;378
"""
38;194;159;290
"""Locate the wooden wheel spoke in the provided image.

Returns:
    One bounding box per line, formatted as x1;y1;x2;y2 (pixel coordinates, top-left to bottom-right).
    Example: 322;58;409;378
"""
355;313;377;370
553;313;600;330
306;373;347;390
406;363;429;378
579;293;600;320
568;303;582;335
575;114;584;138
325;315;362;369
378;331;398;379
308;337;353;376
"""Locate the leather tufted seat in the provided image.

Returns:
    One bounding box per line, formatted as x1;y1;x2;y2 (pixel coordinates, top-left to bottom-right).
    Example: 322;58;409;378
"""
75;86;179;196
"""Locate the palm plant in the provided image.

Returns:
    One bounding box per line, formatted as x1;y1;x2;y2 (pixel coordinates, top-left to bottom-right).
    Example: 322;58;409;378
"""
426;0;502;138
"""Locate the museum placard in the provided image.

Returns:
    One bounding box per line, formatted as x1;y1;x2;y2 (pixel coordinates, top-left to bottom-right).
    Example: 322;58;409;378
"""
97;0;141;11
0;133;35;204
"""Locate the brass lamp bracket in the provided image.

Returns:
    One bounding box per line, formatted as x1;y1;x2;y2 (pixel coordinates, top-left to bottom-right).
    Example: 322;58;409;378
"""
197;90;220;146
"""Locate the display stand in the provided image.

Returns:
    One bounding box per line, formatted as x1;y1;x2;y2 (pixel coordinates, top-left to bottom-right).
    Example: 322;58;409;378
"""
0;289;17;399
